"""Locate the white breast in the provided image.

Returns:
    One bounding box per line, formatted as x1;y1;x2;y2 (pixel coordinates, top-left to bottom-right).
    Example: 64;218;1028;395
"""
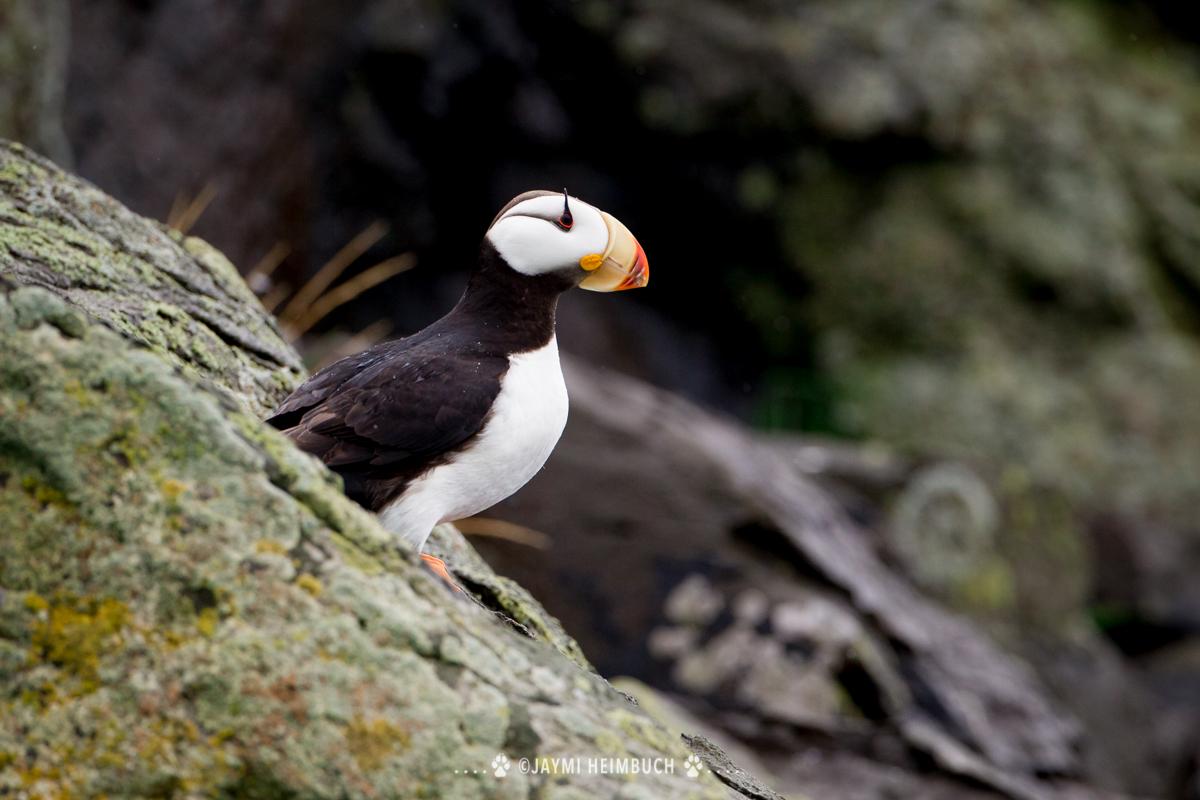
380;338;569;549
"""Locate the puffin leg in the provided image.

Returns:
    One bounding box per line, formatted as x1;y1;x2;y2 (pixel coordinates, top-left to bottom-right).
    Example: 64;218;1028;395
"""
419;552;463;593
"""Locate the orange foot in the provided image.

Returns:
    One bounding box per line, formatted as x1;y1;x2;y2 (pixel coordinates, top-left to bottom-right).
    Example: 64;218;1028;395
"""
420;553;463;593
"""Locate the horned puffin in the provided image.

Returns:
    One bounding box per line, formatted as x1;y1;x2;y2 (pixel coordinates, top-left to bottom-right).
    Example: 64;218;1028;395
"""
266;190;648;583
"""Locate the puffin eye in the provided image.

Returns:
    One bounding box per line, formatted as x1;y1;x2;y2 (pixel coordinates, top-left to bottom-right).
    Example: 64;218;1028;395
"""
556;188;573;231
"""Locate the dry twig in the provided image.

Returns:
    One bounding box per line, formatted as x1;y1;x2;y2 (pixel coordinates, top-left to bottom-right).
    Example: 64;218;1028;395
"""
166;182;218;234
455;517;552;549
285;253;415;339
278;221;388;326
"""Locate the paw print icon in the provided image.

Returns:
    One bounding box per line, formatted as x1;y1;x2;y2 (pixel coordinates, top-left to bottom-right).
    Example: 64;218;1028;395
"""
491;753;511;778
684;753;704;779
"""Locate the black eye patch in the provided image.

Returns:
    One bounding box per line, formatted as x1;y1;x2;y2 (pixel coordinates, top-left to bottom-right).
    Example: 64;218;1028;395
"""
556;188;573;230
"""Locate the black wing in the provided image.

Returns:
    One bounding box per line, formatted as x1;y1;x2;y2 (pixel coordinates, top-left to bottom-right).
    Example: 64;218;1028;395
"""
266;335;508;510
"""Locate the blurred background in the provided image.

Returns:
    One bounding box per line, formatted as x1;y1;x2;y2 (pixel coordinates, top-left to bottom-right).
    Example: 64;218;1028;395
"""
4;0;1200;797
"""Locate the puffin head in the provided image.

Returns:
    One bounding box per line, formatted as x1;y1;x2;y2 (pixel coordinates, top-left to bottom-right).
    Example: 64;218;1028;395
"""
485;189;649;292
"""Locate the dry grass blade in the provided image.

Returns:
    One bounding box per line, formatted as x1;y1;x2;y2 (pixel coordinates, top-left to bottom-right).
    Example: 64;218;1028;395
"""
166;191;186;229
245;241;291;287
455;517;552;549
260;282;292;314
169;182;218;235
285;253;415;339
278;220;388;326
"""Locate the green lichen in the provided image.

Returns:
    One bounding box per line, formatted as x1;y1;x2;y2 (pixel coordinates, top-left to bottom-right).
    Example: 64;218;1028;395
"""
0;140;303;417
19;474;71;509
0;146;33;185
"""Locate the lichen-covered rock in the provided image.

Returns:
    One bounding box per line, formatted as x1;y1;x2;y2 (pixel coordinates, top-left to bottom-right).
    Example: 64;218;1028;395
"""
0;140;303;416
0;284;743;798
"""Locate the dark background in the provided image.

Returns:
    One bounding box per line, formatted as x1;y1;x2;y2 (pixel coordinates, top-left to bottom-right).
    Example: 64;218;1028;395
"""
5;0;1200;797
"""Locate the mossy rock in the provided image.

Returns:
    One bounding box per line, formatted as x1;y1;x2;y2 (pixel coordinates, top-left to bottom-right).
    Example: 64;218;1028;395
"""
0;140;303;416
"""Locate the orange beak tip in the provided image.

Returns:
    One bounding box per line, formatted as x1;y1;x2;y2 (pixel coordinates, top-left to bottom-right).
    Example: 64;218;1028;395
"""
618;242;649;290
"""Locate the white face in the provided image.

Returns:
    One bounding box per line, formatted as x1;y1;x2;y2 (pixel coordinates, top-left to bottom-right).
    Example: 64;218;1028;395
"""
485;192;609;278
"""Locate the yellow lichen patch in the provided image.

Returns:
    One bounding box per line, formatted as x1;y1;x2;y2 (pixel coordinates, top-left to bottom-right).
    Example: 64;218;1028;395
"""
346;715;411;771
61;378;98;408
195;607;220;638
208;727;237;746
18;682;59;708
295;574;323;597
160;478;188;501
29;596;130;693
20;475;70;509
155;627;189;651
23;592;49;613
101;423;152;468
254;538;287;555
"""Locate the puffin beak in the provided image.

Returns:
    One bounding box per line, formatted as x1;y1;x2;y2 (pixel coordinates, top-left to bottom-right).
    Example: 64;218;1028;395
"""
579;211;649;292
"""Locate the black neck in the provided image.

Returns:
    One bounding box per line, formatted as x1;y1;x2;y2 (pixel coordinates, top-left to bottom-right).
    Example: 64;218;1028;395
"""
447;240;572;354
